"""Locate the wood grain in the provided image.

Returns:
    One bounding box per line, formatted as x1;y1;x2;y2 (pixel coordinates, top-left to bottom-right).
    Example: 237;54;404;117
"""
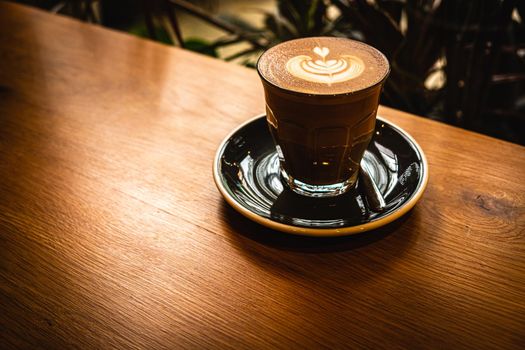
0;2;524;349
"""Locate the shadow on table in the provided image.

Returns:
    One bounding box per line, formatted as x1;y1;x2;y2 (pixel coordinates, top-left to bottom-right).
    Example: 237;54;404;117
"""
220;199;418;254
220;198;426;286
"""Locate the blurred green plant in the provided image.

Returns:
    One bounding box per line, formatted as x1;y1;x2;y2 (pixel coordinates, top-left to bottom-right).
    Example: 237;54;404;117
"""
21;0;525;144
169;0;525;144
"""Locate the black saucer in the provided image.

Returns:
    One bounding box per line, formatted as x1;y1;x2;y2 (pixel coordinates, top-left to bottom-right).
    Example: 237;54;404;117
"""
213;115;428;236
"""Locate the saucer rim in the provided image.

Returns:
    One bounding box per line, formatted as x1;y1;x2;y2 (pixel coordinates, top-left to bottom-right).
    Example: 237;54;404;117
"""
213;114;429;237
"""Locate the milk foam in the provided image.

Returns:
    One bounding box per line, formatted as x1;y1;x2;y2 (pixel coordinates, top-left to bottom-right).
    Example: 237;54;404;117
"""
257;37;389;95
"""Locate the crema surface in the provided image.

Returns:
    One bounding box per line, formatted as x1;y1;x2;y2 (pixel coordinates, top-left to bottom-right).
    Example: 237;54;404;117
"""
258;37;389;95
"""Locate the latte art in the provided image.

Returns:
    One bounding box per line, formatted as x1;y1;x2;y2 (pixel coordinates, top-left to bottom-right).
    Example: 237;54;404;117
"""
286;46;365;84
257;37;389;95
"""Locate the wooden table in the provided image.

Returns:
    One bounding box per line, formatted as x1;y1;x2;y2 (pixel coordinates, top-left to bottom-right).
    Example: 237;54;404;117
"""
1;2;524;349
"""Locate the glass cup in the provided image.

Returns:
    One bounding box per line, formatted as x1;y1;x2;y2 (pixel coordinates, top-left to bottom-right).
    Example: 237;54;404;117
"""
257;37;389;197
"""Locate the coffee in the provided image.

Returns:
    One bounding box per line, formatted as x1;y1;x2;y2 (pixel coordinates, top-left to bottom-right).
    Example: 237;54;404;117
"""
257;37;389;197
258;37;388;95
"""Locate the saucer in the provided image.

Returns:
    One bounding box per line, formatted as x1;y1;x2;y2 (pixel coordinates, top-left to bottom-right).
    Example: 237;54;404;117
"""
213;115;428;236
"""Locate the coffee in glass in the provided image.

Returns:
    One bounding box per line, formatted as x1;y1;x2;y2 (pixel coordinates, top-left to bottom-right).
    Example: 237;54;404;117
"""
257;37;389;197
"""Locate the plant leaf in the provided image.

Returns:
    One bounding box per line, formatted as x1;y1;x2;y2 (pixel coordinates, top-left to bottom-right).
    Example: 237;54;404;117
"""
183;38;218;57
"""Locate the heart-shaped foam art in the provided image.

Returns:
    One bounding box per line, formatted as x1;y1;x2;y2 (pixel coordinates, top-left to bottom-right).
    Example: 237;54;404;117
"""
313;46;329;58
286;46;365;85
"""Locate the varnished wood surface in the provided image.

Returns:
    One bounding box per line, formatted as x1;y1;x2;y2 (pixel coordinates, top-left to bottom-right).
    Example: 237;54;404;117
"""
1;2;524;349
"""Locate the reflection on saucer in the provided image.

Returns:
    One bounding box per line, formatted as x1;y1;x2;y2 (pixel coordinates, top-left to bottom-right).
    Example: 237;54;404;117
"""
213;115;428;236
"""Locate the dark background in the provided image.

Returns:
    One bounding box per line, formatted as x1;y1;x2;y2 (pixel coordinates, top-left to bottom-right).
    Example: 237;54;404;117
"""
13;0;525;145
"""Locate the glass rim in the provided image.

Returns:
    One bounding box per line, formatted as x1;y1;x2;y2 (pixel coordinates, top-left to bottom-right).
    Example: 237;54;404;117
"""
256;37;390;98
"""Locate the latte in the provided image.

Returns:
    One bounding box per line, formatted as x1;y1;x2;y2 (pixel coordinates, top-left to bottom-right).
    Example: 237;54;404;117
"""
257;37;390;197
